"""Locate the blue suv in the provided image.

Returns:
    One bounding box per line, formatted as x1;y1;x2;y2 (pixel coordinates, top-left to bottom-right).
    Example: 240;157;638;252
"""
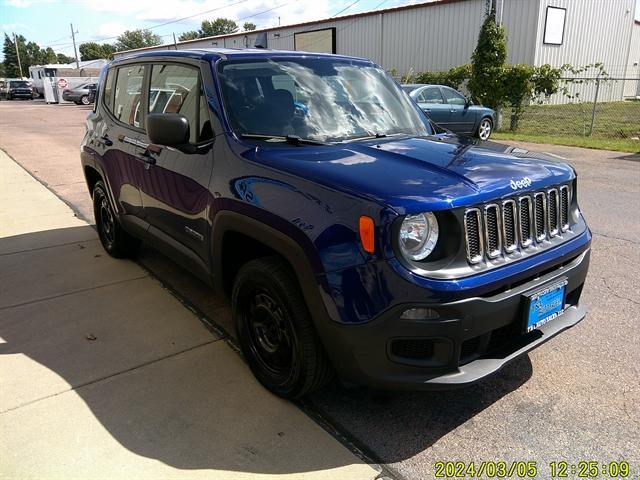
81;49;591;398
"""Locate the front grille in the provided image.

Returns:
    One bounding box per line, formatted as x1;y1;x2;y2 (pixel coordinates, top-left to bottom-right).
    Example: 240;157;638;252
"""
548;188;559;237
464;184;571;264
484;204;501;258
559;185;570;231
533;192;546;242
502;199;517;253
519;196;533;248
464;209;483;264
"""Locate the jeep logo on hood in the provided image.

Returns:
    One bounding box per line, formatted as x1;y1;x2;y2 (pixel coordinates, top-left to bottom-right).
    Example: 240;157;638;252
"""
510;177;532;190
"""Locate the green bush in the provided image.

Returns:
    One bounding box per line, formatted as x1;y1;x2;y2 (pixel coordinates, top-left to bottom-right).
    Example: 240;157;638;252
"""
414;64;471;90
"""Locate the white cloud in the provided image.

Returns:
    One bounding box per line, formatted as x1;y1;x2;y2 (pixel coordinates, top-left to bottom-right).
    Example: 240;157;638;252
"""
96;21;129;39
5;0;35;7
84;0;335;31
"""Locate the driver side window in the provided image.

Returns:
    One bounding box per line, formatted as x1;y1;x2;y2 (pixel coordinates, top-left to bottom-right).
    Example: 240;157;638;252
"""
442;88;466;106
417;87;444;104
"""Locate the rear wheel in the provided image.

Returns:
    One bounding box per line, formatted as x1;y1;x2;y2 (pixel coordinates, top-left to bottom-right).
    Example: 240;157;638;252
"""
93;181;140;258
476;117;493;140
232;257;333;398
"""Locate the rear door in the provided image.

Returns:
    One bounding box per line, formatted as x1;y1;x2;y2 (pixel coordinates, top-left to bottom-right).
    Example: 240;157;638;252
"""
92;64;146;219
441;87;476;134
415;86;450;126
136;61;215;266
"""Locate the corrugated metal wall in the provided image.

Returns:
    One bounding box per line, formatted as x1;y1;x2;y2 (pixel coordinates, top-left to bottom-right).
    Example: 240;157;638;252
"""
112;0;637;104
114;0;540;73
624;22;640;98
534;0;636;74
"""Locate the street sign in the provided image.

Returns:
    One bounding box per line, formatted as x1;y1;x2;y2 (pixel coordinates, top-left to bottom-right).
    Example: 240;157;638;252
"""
57;78;68;89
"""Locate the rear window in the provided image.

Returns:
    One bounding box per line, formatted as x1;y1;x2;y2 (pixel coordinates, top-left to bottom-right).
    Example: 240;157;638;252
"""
113;65;145;128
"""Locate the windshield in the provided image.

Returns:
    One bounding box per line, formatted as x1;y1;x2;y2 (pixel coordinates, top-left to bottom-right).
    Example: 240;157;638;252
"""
217;57;430;143
10;81;29;88
401;85;417;94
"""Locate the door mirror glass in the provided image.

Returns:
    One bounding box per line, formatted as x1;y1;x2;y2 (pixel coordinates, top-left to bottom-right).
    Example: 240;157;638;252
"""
146;113;190;146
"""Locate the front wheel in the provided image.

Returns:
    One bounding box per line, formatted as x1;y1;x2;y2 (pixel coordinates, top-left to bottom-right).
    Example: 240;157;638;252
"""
232;257;333;398
80;95;90;105
93;181;140;258
476;117;493;140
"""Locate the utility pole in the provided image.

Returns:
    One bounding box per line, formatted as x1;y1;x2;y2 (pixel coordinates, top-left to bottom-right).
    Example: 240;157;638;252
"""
70;23;79;68
173;33;178;50
13;33;24;78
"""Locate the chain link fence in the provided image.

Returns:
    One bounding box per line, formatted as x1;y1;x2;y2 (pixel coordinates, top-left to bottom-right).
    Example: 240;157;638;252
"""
501;76;640;140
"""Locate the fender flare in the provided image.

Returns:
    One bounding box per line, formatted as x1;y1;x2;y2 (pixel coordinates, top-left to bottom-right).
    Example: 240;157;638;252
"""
210;209;340;327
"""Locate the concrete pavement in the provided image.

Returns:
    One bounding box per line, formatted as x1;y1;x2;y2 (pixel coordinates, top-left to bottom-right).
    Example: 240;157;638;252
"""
0;149;379;480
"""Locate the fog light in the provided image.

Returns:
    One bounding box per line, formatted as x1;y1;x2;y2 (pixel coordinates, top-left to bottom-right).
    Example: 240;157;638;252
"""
400;307;440;320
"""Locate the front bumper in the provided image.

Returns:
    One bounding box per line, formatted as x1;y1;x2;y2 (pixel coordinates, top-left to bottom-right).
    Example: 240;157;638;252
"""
9;91;32;98
320;248;590;390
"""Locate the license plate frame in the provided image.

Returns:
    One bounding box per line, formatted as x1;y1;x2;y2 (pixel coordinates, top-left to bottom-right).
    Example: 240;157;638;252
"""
523;278;568;333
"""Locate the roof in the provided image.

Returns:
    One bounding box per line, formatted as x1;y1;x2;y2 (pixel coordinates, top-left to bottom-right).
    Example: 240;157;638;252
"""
115;0;467;56
112;47;372;64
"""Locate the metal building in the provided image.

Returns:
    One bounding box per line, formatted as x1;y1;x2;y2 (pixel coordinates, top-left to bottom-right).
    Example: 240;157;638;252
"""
114;0;640;98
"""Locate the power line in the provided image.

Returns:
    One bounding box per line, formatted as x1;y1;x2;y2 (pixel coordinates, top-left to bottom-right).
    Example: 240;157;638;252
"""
38;0;272;48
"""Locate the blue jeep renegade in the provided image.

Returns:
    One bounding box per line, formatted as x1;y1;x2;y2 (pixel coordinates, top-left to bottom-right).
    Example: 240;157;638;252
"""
81;49;591;398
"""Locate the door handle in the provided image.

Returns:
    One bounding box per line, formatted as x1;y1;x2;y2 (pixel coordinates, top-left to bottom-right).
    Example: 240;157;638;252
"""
137;150;156;165
100;135;113;146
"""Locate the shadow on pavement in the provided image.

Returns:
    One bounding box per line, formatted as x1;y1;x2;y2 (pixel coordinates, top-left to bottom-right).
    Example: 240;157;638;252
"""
0;226;373;477
133;237;535;465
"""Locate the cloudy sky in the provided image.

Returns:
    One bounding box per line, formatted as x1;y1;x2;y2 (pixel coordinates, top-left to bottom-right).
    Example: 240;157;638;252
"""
0;0;417;59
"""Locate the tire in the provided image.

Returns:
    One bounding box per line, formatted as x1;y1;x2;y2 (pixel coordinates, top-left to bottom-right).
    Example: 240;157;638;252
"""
93;181;140;258
80;95;90;105
232;257;333;398
476;117;493;140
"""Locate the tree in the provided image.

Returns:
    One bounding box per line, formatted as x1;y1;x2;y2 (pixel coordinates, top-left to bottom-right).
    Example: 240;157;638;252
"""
199;18;238;37
79;42;115;61
468;10;507;111
43;47;57;64
114;29;162;52
56;53;75;64
3;33;24;77
243;22;257;31
178;30;200;41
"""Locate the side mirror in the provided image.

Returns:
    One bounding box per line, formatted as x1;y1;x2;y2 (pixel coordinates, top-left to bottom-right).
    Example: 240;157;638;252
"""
146;113;190;147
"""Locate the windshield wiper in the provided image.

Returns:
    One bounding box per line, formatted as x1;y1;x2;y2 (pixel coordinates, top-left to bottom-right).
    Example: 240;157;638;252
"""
343;132;417;143
240;133;330;146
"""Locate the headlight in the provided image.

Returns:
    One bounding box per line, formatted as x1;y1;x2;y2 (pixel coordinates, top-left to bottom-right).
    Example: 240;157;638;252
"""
399;212;439;261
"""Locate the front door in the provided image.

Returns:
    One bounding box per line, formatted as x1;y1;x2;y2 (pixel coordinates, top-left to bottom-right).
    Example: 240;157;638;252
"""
136;62;215;265
441;87;476;134
415;86;450;127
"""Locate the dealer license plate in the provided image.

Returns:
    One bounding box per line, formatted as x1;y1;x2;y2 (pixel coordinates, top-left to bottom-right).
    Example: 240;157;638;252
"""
524;279;568;333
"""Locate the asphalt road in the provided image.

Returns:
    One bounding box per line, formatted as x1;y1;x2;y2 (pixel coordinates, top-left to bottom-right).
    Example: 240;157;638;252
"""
1;100;639;480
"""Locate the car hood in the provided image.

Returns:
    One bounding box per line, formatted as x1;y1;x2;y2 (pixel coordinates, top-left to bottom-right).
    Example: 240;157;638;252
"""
252;134;575;214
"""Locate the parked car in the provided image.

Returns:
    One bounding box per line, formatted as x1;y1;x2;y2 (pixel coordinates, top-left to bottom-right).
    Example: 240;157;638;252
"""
62;83;96;105
81;50;591;398
402;84;495;140
6;80;35;100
